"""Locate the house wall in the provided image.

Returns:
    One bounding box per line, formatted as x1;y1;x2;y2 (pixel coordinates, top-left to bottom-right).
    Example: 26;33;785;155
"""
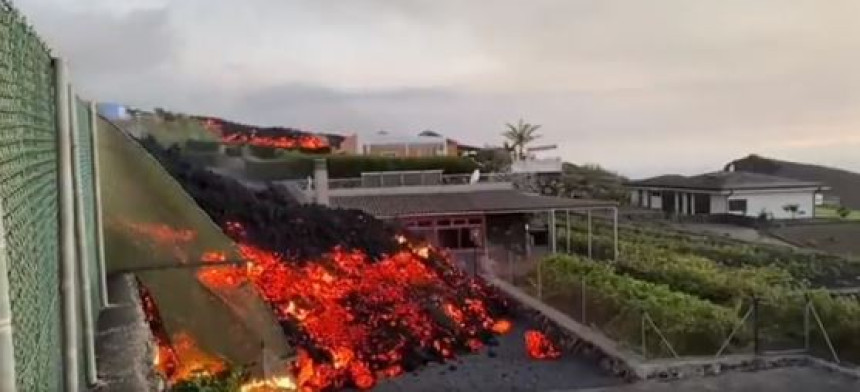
337;134;358;154
727;190;816;219
649;191;663;210
365;143;445;157
446;139;459;156
630;190;640;206
710;195;728;214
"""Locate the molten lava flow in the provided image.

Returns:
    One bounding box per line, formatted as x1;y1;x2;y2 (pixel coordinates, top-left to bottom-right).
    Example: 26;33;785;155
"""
203;118;329;151
138;281;179;379
524;330;561;360
196;222;511;391
139;279;229;384
170;332;228;381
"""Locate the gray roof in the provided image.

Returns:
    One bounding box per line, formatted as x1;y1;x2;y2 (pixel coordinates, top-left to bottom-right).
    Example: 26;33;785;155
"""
331;189;616;218
627;171;823;191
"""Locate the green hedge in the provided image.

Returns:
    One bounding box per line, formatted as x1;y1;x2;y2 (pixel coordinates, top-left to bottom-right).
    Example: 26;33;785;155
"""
244;153;479;180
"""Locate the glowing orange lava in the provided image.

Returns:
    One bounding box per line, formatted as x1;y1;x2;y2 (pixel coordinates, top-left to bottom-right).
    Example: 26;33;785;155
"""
491;319;513;335
170;332;228;381
194;222;511;391
139;281;179;379
203;118;329;151
524;330;561;360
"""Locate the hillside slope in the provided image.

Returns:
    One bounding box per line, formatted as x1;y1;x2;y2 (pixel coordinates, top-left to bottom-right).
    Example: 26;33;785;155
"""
726;154;860;209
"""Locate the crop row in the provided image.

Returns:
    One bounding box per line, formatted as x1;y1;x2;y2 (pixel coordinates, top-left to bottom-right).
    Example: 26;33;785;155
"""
540;254;742;356
558;220;860;288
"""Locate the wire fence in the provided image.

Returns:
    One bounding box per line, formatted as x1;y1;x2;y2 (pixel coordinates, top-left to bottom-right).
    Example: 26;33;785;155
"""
492;214;860;367
1;1;105;390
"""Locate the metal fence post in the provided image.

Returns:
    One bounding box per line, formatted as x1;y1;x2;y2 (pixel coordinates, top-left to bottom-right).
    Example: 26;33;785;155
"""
55;57;80;392
88;102;110;307
549;209;557;254
580;278;586;323
803;295;811;353
536;256;543;300
640;310;647;357
587;210;593;260
565;209;571;254
70;92;98;385
612;207;619;261
752;296;760;356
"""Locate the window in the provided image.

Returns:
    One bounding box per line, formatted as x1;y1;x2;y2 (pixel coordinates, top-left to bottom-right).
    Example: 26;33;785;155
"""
438;227;482;249
531;231;549;247
438;229;460;249
728;199;747;212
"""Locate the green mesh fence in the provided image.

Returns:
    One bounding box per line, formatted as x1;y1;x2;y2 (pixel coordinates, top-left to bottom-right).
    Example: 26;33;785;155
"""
0;1;63;390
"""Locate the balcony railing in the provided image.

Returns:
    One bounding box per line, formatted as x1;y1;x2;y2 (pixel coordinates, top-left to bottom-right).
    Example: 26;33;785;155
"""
294;171;516;191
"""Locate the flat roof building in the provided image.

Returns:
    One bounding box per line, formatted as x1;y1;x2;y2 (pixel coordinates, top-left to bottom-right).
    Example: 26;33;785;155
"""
303;168;618;277
626;170;828;219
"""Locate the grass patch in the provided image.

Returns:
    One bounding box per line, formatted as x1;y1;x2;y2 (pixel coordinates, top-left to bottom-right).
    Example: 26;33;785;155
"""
816;205;860;221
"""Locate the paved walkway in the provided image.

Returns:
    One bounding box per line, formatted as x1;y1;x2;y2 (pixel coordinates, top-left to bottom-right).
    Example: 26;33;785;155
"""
572;366;860;392
374;318;621;392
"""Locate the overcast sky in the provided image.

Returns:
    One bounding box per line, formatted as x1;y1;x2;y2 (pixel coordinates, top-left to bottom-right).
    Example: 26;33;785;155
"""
18;0;860;178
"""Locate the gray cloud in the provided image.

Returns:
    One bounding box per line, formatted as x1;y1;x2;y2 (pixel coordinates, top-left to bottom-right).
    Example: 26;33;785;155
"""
16;0;860;177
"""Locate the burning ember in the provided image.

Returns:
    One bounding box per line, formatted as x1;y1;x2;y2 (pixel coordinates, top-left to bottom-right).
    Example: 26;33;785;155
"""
193;223;512;391
491;319;513;335
524;330;561;360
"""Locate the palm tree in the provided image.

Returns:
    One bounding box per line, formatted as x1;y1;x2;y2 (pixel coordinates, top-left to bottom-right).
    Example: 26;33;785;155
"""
502;119;542;160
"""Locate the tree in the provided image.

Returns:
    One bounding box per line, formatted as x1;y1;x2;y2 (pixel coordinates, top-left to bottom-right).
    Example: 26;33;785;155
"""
836;206;851;219
783;204;800;219
502;119;542;161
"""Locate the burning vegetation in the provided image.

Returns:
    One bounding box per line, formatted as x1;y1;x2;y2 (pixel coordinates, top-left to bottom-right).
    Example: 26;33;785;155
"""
134;140;564;391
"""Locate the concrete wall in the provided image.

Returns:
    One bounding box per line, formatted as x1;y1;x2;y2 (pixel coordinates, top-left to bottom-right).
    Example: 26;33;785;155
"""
710;194;728;214
727;190;816;219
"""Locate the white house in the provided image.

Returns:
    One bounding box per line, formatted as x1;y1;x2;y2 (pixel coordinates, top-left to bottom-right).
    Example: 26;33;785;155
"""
626;171;828;219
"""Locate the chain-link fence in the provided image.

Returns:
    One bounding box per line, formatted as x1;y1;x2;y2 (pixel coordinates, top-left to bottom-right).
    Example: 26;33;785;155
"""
1;1;106;390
